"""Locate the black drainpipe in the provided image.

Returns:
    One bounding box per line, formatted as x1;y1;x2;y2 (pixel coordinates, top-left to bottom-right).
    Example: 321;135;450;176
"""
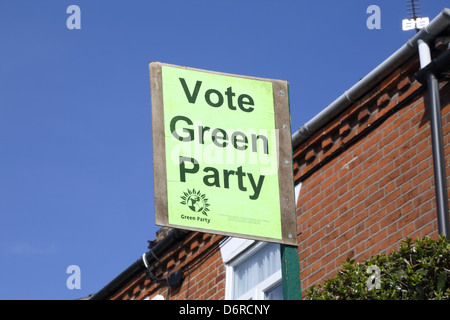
416;48;450;239
90;228;190;300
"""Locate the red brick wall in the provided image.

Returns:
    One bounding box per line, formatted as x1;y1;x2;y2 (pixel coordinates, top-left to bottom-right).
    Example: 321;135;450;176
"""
293;56;450;294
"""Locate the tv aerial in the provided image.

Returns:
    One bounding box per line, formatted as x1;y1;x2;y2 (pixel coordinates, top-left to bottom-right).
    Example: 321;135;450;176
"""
402;0;429;31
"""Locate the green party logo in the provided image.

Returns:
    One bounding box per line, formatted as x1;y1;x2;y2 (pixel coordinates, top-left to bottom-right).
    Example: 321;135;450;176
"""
180;189;210;216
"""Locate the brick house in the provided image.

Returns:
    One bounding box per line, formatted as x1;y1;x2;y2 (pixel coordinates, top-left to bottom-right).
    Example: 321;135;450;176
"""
90;9;450;300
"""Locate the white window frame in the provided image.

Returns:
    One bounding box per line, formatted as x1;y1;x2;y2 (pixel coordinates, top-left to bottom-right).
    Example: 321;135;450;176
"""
220;237;282;300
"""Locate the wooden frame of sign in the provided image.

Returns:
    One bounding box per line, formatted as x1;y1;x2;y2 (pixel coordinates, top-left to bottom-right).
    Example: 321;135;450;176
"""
149;62;297;245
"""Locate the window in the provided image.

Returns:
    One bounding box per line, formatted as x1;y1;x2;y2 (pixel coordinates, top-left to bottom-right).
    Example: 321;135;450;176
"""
221;238;283;300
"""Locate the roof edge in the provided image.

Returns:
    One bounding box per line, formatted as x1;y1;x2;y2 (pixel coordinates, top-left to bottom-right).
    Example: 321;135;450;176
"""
292;8;450;150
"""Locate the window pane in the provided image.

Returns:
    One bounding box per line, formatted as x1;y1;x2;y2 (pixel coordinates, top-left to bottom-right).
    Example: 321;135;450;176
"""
265;282;283;300
233;243;281;298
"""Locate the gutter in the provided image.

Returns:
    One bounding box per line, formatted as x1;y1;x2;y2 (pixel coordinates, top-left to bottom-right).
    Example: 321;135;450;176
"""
415;46;450;238
292;8;450;150
90;228;190;300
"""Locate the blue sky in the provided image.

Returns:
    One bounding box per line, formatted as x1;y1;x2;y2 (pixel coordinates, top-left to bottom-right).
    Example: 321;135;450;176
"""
0;1;448;300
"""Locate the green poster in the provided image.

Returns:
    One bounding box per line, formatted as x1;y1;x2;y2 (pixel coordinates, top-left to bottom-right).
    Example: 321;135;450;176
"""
161;65;282;240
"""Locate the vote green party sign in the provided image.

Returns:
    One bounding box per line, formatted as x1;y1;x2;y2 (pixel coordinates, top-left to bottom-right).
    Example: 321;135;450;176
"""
149;62;297;245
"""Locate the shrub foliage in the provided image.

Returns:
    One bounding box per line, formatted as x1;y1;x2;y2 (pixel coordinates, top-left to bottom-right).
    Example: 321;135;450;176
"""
306;236;450;300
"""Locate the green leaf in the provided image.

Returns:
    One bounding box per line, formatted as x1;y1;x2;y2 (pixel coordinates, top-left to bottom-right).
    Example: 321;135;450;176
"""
394;269;407;279
415;268;427;276
437;271;446;291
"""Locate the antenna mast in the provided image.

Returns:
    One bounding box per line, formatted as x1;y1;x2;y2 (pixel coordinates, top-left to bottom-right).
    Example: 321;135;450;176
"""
406;0;421;20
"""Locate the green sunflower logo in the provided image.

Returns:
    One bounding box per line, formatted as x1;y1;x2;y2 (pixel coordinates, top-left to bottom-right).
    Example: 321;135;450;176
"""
180;189;210;216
